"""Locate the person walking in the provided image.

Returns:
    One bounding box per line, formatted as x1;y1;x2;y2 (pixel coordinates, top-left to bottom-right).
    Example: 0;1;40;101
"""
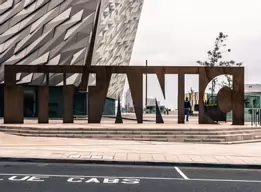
184;97;191;122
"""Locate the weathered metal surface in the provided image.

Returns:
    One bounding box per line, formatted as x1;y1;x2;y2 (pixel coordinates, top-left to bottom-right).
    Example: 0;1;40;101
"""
63;85;74;123
232;67;244;125
127;70;143;123
198;67;244;125
218;86;232;113
3;65;245;125
156;70;165;99
4;86;24;124
155;99;164;124
115;97;123;124
38;86;49;123
178;74;185;124
88;68;112;123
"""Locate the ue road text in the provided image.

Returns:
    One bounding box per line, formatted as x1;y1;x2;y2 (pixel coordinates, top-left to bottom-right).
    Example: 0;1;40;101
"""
2;176;140;184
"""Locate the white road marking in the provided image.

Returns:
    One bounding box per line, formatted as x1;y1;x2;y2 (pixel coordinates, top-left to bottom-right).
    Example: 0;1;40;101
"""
174;167;189;180
0;173;260;183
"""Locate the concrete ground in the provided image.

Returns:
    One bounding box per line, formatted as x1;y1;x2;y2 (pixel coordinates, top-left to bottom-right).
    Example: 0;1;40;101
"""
0;111;256;130
1;114;260;144
0;115;254;129
0;132;261;165
0;162;261;192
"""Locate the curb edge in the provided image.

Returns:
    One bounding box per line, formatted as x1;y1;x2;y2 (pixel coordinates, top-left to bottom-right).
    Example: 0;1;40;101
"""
0;157;260;169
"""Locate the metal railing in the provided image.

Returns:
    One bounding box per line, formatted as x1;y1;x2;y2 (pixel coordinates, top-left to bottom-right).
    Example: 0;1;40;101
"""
250;109;261;126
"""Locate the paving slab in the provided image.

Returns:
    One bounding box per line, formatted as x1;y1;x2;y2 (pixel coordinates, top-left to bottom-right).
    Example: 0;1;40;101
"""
0;132;260;166
0;115;255;130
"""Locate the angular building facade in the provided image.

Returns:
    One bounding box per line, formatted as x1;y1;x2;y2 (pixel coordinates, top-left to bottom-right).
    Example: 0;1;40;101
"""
0;0;144;117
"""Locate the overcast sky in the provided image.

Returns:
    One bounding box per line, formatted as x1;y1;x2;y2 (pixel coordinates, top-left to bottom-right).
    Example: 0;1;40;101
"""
124;0;261;110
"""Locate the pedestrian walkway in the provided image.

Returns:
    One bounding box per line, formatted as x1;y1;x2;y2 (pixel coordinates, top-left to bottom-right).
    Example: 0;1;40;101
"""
0;115;252;129
0;132;261;165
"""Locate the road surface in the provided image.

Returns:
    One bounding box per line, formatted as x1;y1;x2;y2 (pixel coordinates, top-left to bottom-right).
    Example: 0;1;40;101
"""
0;162;261;192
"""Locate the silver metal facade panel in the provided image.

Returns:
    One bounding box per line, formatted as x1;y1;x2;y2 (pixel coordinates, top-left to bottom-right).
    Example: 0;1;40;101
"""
0;0;144;99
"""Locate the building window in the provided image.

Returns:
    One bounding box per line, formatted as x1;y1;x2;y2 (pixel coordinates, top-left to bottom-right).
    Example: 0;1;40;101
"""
244;95;260;108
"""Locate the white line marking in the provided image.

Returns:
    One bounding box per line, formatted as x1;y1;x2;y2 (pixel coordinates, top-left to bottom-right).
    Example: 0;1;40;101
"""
193;178;261;183
0;173;260;183
174;167;189;180
0;173;177;180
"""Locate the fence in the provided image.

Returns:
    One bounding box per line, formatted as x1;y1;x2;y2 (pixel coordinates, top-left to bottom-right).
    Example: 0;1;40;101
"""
250;109;261;126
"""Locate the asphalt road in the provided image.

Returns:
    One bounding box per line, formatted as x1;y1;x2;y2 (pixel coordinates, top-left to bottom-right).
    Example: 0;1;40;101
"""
0;162;261;192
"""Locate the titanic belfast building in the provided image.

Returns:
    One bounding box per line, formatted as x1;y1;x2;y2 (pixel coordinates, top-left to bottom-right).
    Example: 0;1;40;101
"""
0;0;144;117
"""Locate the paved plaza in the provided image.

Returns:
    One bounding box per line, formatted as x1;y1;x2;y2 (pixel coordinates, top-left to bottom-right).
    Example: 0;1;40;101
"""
0;113;259;165
0;131;261;165
1;114;260;144
0;114;253;129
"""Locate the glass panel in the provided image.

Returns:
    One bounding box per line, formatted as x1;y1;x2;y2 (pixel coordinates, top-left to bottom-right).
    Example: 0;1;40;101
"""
244;95;260;108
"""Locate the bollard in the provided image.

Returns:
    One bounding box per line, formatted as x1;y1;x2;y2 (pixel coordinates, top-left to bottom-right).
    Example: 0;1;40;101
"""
259;109;261;126
250;109;253;126
254;109;256;126
256;109;259;127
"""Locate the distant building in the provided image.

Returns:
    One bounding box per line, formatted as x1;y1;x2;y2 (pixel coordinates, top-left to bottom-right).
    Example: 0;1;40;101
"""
244;84;261;109
0;0;144;117
245;84;261;94
125;89;134;113
146;98;160;107
145;98;165;114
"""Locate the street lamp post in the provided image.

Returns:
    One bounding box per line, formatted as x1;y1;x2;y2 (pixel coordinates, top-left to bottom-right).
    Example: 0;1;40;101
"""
145;60;148;113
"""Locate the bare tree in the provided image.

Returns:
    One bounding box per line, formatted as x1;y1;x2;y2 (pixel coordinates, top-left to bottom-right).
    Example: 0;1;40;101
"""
219;60;242;88
197;32;243;95
189;87;195;107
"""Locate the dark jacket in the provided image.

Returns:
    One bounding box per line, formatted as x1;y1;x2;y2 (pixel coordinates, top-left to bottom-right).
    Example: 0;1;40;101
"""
184;101;191;109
